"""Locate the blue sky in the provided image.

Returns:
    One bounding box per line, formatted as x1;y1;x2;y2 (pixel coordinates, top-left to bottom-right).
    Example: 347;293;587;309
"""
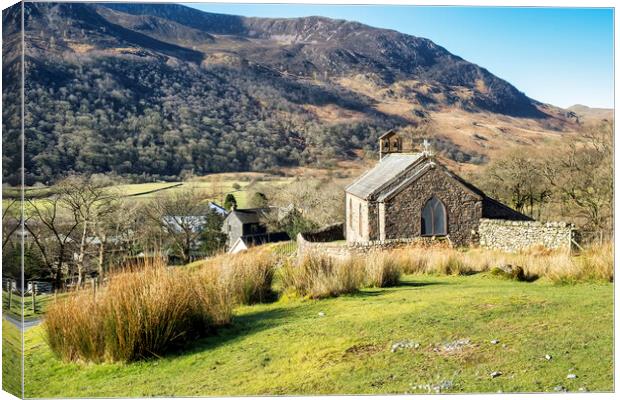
186;4;614;109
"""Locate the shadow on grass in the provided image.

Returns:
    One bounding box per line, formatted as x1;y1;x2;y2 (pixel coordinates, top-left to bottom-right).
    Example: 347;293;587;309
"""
398;281;449;288
346;280;450;299
169;306;293;359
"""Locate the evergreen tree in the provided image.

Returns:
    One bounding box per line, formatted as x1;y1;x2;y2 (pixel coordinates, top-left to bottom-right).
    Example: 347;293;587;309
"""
223;193;237;210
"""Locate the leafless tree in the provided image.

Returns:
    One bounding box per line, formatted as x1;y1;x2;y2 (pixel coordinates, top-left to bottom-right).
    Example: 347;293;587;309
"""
2;199;20;249
144;187;210;264
24;197;79;289
476;148;551;218
540;121;613;231
262;177;345;227
56;175;120;286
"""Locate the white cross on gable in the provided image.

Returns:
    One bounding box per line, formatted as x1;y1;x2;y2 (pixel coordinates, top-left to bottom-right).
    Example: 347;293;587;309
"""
422;139;432;155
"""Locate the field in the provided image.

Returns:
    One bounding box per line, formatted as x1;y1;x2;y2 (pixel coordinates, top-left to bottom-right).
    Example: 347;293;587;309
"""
3;172;300;211
23;273;612;396
3;291;66;319
2;322;22;396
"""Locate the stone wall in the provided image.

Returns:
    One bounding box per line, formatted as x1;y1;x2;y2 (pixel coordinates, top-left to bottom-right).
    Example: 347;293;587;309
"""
298;230;449;261
478;219;576;252
302;223;345;242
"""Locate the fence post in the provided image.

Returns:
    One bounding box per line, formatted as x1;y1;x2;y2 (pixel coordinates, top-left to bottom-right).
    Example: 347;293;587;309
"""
6;280;11;310
31;281;36;314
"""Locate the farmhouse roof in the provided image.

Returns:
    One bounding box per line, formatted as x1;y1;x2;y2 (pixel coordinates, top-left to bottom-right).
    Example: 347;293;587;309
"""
208;202;228;216
228;207;271;224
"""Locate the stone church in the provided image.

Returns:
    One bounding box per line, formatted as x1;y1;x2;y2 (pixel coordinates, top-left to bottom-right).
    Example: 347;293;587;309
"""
344;130;531;246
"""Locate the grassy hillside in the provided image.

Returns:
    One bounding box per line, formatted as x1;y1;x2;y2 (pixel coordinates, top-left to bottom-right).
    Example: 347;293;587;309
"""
3;172;297;213
2;322;21;396
24;273;612;396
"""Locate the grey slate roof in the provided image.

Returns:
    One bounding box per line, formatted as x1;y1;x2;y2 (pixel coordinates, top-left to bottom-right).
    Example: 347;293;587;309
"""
345;153;425;199
229;209;262;224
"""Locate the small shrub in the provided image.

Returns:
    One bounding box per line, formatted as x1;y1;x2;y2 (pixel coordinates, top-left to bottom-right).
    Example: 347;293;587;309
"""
394;249;429;274
44;292;105;363
193;247;279;305
576;242;613;282
489;265;527;281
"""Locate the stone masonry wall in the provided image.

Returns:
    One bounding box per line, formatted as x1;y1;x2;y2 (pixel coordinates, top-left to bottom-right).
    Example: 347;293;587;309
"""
478;219;575;252
298;231;449;261
384;166;483;246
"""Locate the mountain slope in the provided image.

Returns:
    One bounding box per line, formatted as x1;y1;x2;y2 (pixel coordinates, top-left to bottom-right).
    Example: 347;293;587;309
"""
4;2;578;185
102;2;542;118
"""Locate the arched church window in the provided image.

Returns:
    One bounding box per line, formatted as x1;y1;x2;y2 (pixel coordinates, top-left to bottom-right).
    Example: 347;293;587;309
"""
421;196;447;236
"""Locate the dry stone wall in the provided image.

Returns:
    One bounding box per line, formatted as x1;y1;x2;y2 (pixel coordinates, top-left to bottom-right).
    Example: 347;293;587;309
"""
478;219;575;252
297;230;448;261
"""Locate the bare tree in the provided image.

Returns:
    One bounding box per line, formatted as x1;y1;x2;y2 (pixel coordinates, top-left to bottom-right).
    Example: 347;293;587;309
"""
476;148;551;218
57;175;120;286
145;187;210;264
2;199;20;249
24;197;79;289
91;198;137;278
262;178;345;227
540;121;613;231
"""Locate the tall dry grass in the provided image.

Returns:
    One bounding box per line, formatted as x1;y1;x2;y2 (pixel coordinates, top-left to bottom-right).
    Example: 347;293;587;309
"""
44;258;233;363
362;252;402;287
389;242;613;283
280;254;364;299
280;251;404;298
197;248;278;305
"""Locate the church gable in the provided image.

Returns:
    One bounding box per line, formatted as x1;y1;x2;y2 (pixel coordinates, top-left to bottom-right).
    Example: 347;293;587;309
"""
382;165;483;244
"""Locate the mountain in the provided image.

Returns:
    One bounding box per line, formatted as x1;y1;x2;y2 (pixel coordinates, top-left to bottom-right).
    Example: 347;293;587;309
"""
3;2;579;185
567;104;613;122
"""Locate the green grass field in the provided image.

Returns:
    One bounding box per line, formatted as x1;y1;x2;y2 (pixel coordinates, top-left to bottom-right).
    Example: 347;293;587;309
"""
23;274;612;396
2;321;22;397
4;173;295;212
3;291;66;319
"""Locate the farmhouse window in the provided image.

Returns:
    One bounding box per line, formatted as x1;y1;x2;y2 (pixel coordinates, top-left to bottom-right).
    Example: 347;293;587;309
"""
421;196;447;236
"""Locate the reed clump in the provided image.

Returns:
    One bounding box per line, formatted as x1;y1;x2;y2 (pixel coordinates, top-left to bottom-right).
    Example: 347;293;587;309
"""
44;258;233;363
389;242;613;283
280;254;364;299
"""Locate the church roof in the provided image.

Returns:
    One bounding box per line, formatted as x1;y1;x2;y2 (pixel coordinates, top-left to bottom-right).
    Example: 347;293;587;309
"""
345;153;425;199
